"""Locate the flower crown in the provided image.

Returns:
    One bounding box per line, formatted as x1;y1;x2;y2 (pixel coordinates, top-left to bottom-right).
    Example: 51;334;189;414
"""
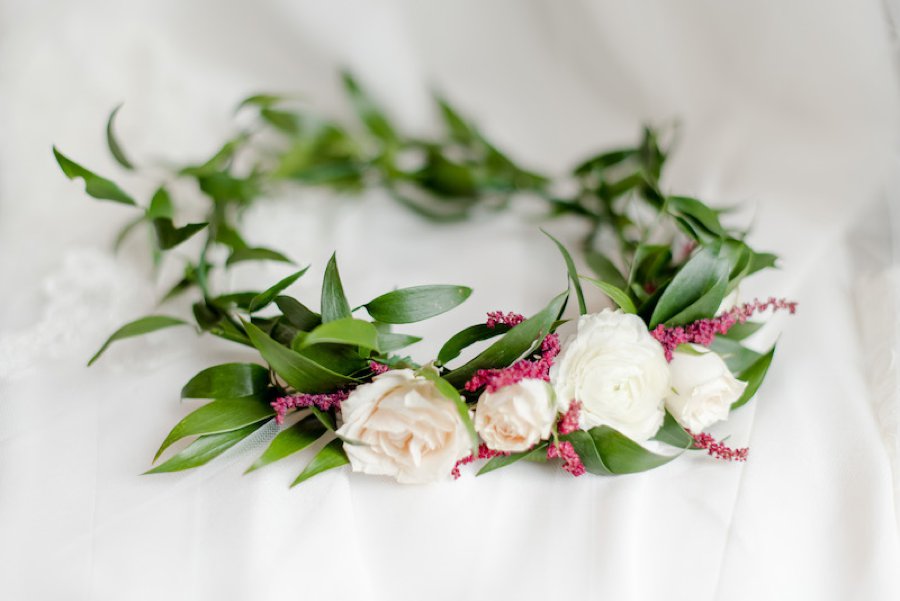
53;73;795;485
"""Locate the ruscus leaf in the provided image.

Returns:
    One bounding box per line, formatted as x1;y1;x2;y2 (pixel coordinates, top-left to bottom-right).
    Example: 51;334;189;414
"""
291;439;349;486
245;415;326;473
249;266;310;312
543;230;587;315
146;423;261;474
88;316;188;366
181;363;270;400
244;321;359;393
445;292;567;387
53;147;136;206
155;398;274;461
105;104;134;170
321;253;351;323
364;285;472;324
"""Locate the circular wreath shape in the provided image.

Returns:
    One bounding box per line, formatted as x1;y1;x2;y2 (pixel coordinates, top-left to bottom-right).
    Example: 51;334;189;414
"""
54;73;795;486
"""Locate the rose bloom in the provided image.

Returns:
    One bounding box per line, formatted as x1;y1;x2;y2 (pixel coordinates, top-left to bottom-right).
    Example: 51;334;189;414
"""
474;378;556;452
335;369;471;484
665;344;747;432
550;309;669;441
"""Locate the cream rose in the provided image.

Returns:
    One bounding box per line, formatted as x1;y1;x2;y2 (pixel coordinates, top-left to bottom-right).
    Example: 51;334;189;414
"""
474;379;556;452
665;345;747;432
336;369;471;484
549;309;669;441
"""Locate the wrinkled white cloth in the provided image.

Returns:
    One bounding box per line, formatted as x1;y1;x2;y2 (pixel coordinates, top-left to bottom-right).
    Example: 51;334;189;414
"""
1;1;899;599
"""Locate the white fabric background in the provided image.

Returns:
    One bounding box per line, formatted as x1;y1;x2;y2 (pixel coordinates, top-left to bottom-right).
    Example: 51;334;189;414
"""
1;1;899;599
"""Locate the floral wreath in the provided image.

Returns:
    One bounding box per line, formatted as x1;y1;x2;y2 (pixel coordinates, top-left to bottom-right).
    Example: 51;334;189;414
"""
53;73;796;485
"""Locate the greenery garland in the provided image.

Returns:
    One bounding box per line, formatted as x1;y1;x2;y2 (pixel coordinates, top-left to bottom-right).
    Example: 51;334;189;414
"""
53;72;791;485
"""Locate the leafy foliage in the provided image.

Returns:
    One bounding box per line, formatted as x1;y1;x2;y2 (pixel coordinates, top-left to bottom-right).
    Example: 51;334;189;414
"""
55;72;787;485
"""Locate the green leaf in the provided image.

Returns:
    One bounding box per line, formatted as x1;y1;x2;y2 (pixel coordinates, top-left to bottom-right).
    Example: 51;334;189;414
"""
721;321;764;341
667;196;727;237
88;315;188;366
245;415;326;474
747;251;778;275
244;321;358;393
53;146;136;206
310;407;335;431
629;244;672;288
181;363;270;400
226;247;294;267
301;318;379;351
435;95;477;143
415;150;478;197
543;230;587;315
211;291;259;312
275;296;322;331
377;332;422;352
236;93;294;111
653;411;694;449
649;245;731;327
260;108;301;134
341;71;397;143
477;443;548;476
321;253;351;323
731;346;775;410
154;398;274;461
291;439;349;486
445;292;567;387
147;187;174;219
585;251;628;290
152;218;207;250
709;336;763;374
563;426;677;475
437;323;511;365
364;285;472;324
145;423;260;474
573;148;638;175
248;267;310;312
105;104;134;170
581;276;637;314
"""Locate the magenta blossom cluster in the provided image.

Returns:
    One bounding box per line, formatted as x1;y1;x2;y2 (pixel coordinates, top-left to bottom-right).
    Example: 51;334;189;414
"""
273;362;389;424
547;441;586;476
486;310;525;329
271;390;350;425
369;361;390;375
465;333;560;394
557;400;581;435
689;431;749;462
452;443;510;479
651;297;797;361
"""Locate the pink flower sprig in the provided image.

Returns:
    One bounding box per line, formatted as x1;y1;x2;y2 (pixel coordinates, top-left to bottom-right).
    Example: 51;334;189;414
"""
486;311;525;329
452;443;511;479
651;297;798;361
369;361;390;375
547;441;586;476
464;333;560;394
557;400;581;435
689;431;749;462
271;390;350;425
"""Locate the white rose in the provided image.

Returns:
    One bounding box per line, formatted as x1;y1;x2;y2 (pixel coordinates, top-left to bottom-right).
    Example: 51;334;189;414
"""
665;344;747;432
549;309;669;441
336;369;471;484
474;378;556;452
